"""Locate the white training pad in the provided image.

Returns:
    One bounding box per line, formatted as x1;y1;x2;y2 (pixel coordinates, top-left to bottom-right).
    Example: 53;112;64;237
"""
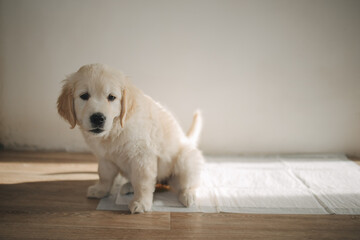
97;154;360;214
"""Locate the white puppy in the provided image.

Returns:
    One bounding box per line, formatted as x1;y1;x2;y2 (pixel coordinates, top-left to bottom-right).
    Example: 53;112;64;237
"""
57;64;204;213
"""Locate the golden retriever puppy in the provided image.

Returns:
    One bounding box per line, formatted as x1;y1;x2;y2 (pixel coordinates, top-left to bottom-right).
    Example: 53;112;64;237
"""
57;64;204;213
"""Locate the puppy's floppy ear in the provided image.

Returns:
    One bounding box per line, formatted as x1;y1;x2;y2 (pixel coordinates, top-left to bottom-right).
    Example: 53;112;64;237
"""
119;88;127;128
57;79;76;129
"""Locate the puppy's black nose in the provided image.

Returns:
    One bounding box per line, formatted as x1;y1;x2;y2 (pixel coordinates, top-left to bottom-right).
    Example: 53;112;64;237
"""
90;113;106;127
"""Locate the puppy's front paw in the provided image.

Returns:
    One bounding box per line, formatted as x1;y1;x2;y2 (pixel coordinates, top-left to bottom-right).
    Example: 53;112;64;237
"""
87;184;109;199
129;199;152;214
178;190;196;207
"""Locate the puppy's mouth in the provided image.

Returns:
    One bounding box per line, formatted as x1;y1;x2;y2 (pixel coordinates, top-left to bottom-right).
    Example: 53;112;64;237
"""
89;128;104;134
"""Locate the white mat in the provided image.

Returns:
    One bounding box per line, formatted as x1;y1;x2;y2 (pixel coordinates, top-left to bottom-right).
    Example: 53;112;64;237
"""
97;154;360;214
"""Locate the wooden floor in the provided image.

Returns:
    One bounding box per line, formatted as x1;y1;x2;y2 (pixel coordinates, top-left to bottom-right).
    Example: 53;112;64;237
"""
0;151;359;240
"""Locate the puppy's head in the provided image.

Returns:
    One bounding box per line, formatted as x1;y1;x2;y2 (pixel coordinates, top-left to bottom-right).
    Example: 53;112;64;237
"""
57;64;128;137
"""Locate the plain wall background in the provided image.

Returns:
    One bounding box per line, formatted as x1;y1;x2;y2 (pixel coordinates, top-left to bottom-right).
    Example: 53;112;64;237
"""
1;0;360;155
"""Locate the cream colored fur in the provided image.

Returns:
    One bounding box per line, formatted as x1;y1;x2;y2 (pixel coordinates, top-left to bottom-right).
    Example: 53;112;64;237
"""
57;64;204;213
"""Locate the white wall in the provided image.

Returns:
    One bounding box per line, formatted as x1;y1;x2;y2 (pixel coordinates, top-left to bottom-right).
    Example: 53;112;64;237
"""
1;0;360;155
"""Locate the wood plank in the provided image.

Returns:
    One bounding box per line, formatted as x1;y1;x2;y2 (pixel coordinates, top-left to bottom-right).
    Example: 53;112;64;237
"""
0;151;360;240
1;217;359;240
0;151;98;183
0;180;99;210
0;161;97;173
0;210;170;230
0;172;98;184
0;177;170;232
0;224;169;240
0;151;96;163
171;212;360;232
169;213;360;239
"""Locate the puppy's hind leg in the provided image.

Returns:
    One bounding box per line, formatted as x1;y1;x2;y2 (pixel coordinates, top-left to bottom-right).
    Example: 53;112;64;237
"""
171;145;204;207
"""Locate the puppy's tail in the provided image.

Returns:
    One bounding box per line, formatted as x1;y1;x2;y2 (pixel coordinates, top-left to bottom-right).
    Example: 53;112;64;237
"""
186;110;203;146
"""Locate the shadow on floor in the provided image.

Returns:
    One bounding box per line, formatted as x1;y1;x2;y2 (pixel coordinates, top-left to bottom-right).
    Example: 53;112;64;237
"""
0;180;100;212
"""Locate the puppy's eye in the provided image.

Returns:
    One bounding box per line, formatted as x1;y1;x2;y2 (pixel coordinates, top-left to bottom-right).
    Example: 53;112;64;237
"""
107;94;116;102
80;92;90;100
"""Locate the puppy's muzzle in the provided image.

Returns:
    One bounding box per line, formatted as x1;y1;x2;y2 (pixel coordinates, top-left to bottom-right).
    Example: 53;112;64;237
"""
90;112;106;133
